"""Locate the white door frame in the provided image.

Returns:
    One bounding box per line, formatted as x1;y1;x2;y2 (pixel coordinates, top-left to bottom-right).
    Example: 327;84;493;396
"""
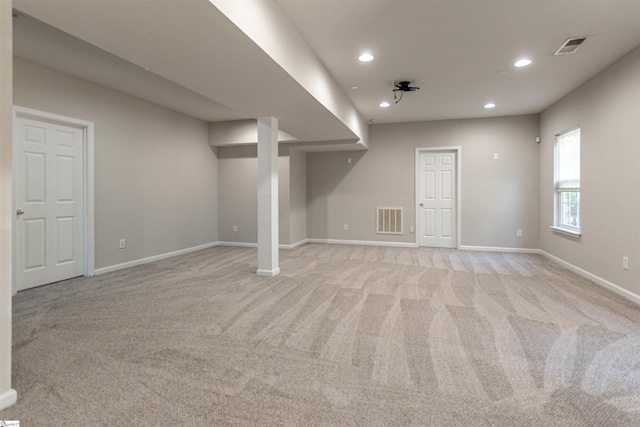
12;106;95;294
415;146;462;248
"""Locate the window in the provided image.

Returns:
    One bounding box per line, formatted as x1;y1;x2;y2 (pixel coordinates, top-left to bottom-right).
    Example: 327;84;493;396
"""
554;127;580;233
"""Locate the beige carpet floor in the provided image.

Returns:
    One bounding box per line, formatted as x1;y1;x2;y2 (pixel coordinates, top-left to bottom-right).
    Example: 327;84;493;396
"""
2;244;640;426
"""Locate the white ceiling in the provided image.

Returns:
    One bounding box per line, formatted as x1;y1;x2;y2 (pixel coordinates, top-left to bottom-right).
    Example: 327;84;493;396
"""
12;12;248;123
12;0;361;143
12;0;640;138
276;0;640;123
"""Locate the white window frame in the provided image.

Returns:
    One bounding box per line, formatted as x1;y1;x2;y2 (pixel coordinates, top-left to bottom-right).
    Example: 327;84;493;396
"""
551;127;581;237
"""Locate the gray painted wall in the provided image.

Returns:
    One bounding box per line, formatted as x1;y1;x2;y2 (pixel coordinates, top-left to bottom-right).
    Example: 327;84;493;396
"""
307;115;540;248
539;46;640;296
13;58;219;269
217;145;293;245
0;0;14;405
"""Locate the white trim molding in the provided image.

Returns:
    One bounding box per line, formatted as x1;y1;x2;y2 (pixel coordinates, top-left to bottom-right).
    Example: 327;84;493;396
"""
216;241;257;249
540;250;640;306
257;268;281;277
217;239;309;250
460;245;541;254
307;238;418;248
549;225;582;238
0;388;17;411
281;238;309;249
94;242;219;275
67;236;640;308
96;239;312;275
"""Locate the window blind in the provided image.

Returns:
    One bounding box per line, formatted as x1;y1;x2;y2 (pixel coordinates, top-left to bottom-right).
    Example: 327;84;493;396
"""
556;128;580;190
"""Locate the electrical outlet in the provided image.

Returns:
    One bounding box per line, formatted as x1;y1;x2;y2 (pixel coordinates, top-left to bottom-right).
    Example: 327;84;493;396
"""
347;157;352;164
494;153;499;160
233;225;238;232
623;256;629;270
516;229;523;237
343;224;348;231
119;239;126;249
410;225;415;233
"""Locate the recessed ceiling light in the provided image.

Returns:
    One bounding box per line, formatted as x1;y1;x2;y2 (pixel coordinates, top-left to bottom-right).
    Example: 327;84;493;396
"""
379;101;390;108
350;86;359;90
484;103;496;109
514;58;532;67
359;52;374;62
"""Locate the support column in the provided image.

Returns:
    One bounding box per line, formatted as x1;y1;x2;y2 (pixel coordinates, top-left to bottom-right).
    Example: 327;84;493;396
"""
256;117;279;276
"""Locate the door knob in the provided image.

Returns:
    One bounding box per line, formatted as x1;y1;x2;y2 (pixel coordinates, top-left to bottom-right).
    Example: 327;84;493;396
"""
419;203;424;207
16;209;24;216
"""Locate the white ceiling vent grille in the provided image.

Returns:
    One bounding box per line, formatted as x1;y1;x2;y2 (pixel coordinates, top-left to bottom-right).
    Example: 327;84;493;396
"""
554;37;587;55
377;207;403;234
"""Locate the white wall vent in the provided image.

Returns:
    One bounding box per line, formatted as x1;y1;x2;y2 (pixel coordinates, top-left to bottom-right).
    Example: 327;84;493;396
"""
554;37;587;55
377;207;403;234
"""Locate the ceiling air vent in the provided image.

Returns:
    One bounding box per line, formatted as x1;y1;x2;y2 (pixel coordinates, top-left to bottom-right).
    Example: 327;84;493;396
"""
554;37;587;55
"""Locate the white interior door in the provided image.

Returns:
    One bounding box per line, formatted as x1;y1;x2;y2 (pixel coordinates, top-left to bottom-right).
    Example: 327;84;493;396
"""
418;150;457;248
15;117;84;290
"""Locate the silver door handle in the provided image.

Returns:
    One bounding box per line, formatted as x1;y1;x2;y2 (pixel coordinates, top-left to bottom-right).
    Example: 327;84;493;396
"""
16;209;24;216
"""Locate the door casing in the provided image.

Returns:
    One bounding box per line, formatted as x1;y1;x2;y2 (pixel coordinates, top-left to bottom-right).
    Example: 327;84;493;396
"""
12;106;95;294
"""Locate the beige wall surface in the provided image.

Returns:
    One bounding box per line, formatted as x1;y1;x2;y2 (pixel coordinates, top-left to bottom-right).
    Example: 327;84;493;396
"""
217;145;292;245
0;0;14;404
13;58;219;269
289;149;307;244
307;115;540;248
539;46;640;295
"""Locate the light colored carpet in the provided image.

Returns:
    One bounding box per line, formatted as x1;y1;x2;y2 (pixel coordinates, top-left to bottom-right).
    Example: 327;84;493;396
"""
2;244;640;425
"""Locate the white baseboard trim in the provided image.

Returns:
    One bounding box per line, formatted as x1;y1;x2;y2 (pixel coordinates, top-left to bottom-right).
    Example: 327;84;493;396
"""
281;239;309;249
459;245;541;254
216;241;257;248
307;238;418;248
94;242;219;275
540;250;640;306
256;268;281;277
94;238;309;276
217;239;309;250
0;388;17;411
87;238;640;307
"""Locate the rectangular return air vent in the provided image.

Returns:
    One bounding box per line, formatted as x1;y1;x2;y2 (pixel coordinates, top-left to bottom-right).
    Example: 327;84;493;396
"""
377;207;403;234
554;37;587;55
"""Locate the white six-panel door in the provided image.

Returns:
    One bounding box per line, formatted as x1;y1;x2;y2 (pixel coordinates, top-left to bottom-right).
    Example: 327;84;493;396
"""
15;117;84;290
418;150;457;248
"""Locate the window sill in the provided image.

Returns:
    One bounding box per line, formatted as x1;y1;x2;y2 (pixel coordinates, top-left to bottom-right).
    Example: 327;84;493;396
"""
550;226;581;238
